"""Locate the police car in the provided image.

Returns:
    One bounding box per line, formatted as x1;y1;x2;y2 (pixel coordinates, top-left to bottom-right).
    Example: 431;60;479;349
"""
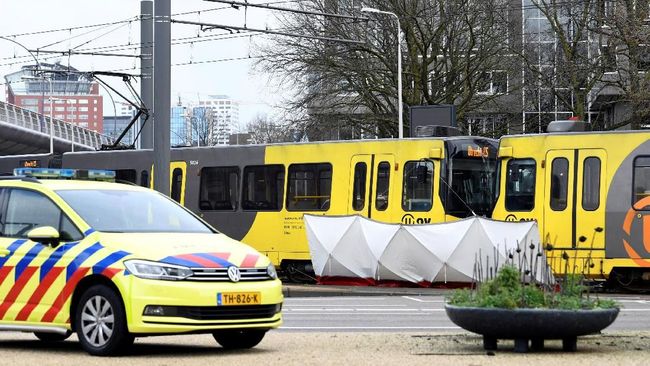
0;168;282;356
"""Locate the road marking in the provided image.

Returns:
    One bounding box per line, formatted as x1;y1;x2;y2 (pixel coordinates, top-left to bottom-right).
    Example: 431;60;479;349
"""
620;309;650;312
402;296;445;303
285;297;388;301
279;326;460;330
283;304;406;307
286;308;443;311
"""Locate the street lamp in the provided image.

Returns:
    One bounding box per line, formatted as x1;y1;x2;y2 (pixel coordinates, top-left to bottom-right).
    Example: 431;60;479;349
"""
361;6;403;139
22;74;54;154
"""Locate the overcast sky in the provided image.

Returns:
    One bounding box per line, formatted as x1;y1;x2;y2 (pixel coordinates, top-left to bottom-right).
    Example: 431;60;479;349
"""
0;0;285;129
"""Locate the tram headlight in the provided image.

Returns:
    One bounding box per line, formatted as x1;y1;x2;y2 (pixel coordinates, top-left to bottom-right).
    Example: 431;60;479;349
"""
266;263;278;280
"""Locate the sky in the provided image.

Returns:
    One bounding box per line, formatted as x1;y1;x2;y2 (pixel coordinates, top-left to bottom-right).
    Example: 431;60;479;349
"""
0;0;286;130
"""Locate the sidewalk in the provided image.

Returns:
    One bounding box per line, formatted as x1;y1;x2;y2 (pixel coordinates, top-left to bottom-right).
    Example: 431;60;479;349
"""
282;283;454;297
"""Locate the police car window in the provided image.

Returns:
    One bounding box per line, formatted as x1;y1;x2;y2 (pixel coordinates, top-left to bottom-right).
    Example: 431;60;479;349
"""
2;189;81;240
57;189;213;233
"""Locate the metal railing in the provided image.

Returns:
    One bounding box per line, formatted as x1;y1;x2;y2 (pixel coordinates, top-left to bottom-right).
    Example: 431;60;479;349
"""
0;100;113;149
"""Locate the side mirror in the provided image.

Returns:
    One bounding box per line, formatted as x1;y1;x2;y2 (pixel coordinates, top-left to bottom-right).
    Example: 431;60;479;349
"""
27;226;60;248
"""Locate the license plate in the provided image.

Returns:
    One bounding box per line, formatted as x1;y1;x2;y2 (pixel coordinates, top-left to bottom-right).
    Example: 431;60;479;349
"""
217;292;261;305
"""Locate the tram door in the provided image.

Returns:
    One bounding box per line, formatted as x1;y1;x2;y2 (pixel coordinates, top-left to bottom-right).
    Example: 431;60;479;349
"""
543;149;606;251
348;154;395;222
150;161;187;205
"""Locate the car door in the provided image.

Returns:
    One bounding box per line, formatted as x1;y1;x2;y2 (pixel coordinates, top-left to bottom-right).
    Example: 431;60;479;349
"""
0;187;84;324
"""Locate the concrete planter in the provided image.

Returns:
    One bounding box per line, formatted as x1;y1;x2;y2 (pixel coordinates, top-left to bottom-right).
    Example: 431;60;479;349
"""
445;304;619;352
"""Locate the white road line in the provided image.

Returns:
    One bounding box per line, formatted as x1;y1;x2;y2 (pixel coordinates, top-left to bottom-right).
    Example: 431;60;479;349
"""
279;326;460;330
402;296;445;303
285;297;387;301
282;304;407;307
285;308;443;312
620;309;650;312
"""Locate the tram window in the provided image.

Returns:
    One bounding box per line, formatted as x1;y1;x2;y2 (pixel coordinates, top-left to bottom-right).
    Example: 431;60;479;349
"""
582;157;601;211
287;163;332;211
402;161;433;212
505;159;536;211
352;162;367;211
375;162;390;211
199;167;239;211
633;157;650;210
140;170;149;188
171;168;183;203
550;158;569;211
115;169;136;184
242;165;284;211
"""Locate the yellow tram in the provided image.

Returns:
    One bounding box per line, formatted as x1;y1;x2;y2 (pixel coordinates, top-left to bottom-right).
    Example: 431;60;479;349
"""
492;121;650;288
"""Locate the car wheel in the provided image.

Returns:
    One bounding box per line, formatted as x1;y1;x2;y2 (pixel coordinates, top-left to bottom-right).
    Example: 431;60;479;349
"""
213;329;267;349
75;285;134;356
34;331;72;342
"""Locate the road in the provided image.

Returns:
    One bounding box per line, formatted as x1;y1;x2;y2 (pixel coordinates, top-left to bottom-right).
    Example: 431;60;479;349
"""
0;293;649;365
280;293;650;332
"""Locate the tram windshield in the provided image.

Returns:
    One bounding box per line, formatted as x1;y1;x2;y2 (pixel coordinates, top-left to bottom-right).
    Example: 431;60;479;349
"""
442;139;499;217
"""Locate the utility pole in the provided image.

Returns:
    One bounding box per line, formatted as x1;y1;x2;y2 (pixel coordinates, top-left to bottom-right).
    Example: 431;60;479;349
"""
153;0;171;195
140;0;154;149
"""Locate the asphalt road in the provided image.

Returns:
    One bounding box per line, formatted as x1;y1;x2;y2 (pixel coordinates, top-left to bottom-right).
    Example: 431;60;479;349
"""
280;293;650;332
0;292;649;364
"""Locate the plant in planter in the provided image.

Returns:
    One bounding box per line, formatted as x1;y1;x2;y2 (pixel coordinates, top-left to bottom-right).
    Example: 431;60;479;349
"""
445;240;619;353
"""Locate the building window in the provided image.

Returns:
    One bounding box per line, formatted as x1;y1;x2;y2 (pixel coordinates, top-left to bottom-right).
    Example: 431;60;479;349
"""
79;115;89;120
79;107;88;112
79;100;88;104
478;71;508;95
582;157;601;211
287;163;332;211
55;106;65;112
242;165;284;211
505;159;536;211
633;157;650;210
402;161;433;212
352;162;367;211
199;167;239;211
22;98;38;106
550;158;569;211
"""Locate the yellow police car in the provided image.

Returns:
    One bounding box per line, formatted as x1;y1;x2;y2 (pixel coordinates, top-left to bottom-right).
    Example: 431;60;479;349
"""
0;168;283;356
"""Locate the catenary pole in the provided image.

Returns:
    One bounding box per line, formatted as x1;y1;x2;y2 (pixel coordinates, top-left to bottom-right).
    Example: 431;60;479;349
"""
140;0;154;149
153;0;171;195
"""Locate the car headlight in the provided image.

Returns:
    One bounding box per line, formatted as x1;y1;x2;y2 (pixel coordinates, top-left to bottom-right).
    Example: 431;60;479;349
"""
267;263;278;280
124;259;193;281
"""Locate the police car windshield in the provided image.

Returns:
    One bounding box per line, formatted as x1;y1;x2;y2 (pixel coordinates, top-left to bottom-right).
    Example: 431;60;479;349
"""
56;189;214;233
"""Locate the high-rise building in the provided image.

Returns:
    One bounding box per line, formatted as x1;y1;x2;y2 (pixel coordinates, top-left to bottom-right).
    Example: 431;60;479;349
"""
171;105;189;146
4;62;104;133
198;95;240;145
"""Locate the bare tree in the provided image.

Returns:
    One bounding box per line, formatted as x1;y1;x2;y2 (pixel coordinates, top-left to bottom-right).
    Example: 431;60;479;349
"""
247;114;294;144
191;108;214;146
256;0;514;139
520;0;605;125
592;1;650;130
